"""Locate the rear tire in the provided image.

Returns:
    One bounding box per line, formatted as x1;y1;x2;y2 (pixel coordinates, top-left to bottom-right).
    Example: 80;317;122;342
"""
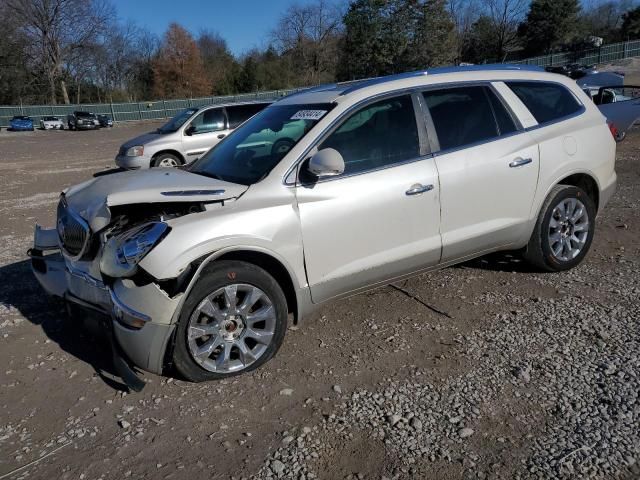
172;261;288;382
524;185;596;272
152;153;182;168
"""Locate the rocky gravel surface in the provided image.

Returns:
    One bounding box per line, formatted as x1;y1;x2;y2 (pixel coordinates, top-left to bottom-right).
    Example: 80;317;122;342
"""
0;123;638;479
258;260;640;479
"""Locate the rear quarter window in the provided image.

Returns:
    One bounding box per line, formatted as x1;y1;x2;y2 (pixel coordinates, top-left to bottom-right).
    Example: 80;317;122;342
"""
506;81;583;124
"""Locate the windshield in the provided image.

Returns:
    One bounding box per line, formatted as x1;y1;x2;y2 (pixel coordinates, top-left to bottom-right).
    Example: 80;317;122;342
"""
158;108;198;134
189;103;334;185
75;112;94;118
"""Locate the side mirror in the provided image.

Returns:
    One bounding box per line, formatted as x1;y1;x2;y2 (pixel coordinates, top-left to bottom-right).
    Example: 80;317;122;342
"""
185;125;195;136
307;148;345;177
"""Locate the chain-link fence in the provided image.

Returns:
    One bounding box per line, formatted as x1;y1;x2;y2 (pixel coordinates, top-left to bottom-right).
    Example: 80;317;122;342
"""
0;89;299;128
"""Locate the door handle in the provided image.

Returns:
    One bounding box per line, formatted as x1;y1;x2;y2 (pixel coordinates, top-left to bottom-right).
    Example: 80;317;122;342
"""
406;183;434;196
509;157;533;168
217;134;226;139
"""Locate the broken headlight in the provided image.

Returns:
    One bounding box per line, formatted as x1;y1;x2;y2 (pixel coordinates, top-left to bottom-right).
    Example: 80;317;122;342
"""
101;222;169;277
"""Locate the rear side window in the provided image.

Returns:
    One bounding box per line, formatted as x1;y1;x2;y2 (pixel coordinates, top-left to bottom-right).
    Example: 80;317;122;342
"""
423;86;503;151
506;81;582;124
227;103;268;129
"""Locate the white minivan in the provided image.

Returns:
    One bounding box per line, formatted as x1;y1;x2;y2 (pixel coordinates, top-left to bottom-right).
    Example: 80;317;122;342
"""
115;101;271;169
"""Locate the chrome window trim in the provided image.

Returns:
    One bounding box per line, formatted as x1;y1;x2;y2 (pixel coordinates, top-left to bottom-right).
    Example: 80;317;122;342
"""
503;80;586;132
298;152;436;186
282;87;428;186
419;83;520;157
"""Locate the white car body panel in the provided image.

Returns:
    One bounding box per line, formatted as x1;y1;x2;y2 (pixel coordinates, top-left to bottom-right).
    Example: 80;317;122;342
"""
296;157;441;303
31;66;617;377
435;134;540;261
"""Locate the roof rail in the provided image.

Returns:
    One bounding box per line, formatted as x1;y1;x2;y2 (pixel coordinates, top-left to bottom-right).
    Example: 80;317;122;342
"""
339;64;544;96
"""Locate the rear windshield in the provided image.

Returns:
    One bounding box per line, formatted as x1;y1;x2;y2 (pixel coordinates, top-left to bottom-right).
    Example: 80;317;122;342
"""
506;81;583;124
75;111;95;118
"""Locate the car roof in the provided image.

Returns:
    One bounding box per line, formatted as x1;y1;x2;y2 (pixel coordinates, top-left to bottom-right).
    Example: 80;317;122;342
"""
277;64;557;105
195;100;273;111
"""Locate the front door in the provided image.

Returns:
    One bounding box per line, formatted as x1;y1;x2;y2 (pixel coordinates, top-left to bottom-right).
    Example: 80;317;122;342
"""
421;85;540;261
182;107;230;160
295;94;442;303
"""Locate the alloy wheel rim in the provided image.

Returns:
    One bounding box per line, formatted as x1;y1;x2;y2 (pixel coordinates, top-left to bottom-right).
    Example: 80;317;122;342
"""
187;283;276;373
158;157;179;167
548;197;589;262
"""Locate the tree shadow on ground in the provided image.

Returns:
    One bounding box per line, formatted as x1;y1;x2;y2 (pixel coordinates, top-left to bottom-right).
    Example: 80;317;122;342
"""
0;258;128;391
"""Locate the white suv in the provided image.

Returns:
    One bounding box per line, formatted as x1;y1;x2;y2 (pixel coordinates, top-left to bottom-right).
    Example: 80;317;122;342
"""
31;65;616;389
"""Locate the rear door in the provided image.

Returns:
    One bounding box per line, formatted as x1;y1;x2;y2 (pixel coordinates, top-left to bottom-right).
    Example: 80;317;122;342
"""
296;94;442;303
182;107;230;160
422;85;540;262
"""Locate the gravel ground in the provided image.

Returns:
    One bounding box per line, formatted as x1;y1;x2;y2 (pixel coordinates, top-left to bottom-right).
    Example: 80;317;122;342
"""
0;123;638;480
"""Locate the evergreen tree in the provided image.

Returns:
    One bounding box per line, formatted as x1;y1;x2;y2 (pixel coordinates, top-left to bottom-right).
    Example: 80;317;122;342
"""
519;0;580;56
621;6;640;41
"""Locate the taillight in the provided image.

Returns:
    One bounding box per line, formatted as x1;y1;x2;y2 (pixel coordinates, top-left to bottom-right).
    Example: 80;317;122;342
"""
607;121;619;140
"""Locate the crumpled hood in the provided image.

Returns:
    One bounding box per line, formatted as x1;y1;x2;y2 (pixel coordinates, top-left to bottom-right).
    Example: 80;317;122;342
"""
120;132;164;149
63;168;247;231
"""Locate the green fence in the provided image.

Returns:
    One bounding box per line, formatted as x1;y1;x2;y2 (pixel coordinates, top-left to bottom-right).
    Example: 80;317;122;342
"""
3;38;640;127
0;89;299;128
513;39;640;67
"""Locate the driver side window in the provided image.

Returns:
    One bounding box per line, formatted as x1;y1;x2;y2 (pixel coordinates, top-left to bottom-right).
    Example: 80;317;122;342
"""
189;108;226;134
319;95;420;176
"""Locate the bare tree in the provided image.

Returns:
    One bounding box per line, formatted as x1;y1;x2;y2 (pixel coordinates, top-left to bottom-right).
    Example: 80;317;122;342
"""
270;0;344;85
6;0;113;104
483;0;528;61
448;0;481;62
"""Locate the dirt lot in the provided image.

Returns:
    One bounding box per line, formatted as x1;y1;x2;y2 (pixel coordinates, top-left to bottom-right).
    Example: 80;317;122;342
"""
0;123;638;480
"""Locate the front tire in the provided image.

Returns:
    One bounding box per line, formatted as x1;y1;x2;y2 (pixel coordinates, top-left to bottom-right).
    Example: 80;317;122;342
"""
172;261;288;382
152;153;182;168
524;185;596;272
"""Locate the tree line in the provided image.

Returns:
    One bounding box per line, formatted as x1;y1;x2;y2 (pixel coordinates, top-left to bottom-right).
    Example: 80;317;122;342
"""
0;0;639;106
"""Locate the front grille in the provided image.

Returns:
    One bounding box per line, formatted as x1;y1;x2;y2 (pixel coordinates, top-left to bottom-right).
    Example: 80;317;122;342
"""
57;196;90;258
118;146;127;156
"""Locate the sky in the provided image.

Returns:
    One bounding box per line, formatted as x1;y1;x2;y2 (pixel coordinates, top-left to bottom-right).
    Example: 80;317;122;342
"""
114;0;299;56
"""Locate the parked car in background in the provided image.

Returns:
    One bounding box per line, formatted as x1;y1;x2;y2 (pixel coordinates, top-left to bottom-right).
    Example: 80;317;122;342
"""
67;111;99;130
582;84;640;142
31;65;616;389
40;116;65;130
9;115;34;131
115;101;271;169
97;114;113;128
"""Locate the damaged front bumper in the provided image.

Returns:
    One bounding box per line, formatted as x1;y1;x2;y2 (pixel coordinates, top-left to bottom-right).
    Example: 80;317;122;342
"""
30;225;181;390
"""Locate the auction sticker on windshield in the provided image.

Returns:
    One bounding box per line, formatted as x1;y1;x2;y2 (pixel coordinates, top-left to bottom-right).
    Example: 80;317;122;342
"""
291;110;327;120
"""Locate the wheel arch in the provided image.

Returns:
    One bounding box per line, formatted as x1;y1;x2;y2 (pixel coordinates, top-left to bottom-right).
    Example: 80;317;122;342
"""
556;172;600;212
162;246;307;375
172;246;304;326
152;149;186;165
